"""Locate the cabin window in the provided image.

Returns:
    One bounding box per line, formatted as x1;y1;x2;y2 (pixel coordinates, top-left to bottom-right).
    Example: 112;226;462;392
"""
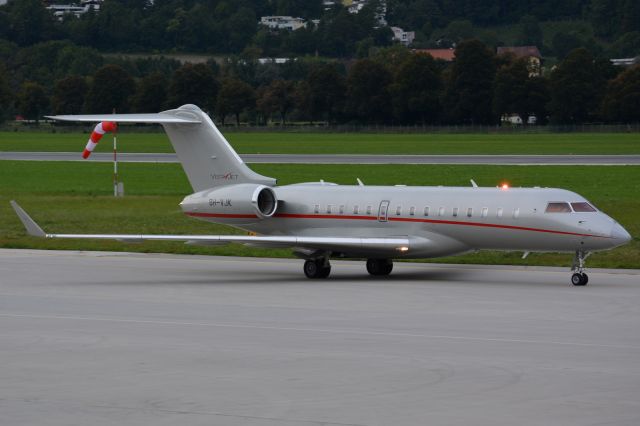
452;207;458;217
353;205;359;214
366;205;372;215
467;208;473;217
438;207;445;216
314;204;319;214
409;206;415;216
396;206;402;215
497;207;503;218
545;202;571;213
424;206;430;216
513;208;520;219
571;202;597;212
339;205;345;214
481;207;488;218
326;205;332;214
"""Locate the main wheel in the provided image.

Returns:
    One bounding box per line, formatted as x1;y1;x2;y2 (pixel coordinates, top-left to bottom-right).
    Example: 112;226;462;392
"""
366;259;393;276
571;273;587;286
319;265;331;278
304;259;331;279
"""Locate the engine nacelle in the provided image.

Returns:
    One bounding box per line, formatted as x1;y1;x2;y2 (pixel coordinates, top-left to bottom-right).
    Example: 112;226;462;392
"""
181;184;278;221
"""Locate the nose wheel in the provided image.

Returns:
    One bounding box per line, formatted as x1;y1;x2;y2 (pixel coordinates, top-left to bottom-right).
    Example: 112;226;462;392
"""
571;251;590;286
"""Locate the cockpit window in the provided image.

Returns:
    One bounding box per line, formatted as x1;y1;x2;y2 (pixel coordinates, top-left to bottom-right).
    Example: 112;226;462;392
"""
571;202;597;212
545;202;572;213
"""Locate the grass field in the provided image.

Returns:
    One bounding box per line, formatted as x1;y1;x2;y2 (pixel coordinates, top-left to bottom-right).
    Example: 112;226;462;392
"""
1;131;639;154
1;160;637;269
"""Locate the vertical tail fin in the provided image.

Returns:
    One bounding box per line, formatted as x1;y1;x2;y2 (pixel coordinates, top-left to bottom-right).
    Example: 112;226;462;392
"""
46;104;276;192
161;105;275;191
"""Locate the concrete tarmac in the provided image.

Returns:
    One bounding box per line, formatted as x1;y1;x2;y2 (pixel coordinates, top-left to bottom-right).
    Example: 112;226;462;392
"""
2;151;640;164
1;249;640;426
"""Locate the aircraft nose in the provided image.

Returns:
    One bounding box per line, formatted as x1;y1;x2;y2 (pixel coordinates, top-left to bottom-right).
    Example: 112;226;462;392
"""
611;223;632;246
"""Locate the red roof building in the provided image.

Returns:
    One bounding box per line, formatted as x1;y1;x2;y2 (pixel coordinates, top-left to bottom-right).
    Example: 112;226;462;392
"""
496;46;541;59
412;48;456;62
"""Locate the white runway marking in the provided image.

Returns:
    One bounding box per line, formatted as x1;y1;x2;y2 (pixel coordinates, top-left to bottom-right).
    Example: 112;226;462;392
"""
2;313;639;350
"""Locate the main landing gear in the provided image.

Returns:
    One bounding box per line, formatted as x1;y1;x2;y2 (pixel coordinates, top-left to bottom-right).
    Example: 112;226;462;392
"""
304;258;331;279
302;258;395;279
366;259;393;276
571;250;590;286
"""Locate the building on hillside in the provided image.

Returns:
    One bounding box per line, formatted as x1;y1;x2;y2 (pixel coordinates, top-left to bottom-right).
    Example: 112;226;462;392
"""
391;27;415;46
258;58;292;64
496;46;542;76
260;16;307;31
611;57;639;67
346;0;387;27
412;48;456;62
322;0;337;9
47;4;91;20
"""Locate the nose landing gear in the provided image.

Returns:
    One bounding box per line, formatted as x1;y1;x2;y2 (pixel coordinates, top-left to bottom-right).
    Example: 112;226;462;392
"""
571;250;590;286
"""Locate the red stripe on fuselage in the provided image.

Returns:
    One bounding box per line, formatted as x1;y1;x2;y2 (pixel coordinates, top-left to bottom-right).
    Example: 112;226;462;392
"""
185;212;609;238
186;212;258;219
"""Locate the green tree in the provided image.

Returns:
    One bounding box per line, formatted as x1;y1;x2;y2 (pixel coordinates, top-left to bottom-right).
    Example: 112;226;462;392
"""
85;64;136;114
215;78;256;125
601;66;640;122
444;39;497;124
16;81;49;122
306;62;346;122
589;0;620;38
610;32;640;57
493;57;529;123
516;15;543;47
52;76;88;115
131;72;168;113
552;31;584;59
346;59;392;124
7;0;55;46
549;48;605;123
524;76;551;125
0;66;12;123
256;79;296;124
390;53;442;124
227;8;257;52
293;80;313;122
441;19;474;43
167;63;219;112
621;0;640;33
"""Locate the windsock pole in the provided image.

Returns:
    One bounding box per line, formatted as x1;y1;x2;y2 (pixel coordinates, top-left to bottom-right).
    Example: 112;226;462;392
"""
113;108;118;196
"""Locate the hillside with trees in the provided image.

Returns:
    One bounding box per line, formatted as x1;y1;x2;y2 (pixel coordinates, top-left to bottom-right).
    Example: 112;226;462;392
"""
0;0;638;126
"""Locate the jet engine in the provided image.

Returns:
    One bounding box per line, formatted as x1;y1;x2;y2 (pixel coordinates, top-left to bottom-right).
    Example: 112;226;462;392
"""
180;183;279;220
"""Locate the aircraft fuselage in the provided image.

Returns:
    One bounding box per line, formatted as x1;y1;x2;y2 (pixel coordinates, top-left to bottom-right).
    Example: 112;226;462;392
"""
181;184;630;259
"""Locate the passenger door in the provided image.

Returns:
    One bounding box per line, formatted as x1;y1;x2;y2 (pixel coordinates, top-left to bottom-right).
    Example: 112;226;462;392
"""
378;200;390;222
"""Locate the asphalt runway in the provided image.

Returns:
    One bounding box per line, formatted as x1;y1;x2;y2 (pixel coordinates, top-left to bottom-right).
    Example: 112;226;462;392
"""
1;249;639;426
2;151;640;164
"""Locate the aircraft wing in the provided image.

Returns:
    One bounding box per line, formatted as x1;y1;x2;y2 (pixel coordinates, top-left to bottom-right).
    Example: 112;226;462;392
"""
11;201;409;252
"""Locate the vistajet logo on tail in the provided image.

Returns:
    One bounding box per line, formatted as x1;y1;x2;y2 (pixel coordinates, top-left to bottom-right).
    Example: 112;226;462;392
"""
211;172;238;181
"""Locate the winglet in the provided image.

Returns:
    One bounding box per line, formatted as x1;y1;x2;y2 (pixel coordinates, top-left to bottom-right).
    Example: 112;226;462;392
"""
10;201;46;237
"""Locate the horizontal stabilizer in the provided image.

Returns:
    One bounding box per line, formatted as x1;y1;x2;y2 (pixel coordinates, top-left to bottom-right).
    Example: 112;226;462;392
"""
45;113;201;124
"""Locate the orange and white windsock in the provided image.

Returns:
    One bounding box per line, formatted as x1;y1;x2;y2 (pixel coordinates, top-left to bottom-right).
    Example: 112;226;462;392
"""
82;121;117;159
